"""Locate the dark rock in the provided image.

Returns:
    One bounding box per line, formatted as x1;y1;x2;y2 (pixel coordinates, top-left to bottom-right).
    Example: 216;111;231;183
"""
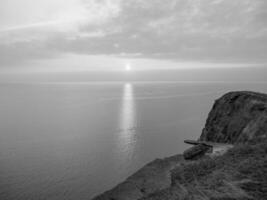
183;144;211;160
200;91;267;144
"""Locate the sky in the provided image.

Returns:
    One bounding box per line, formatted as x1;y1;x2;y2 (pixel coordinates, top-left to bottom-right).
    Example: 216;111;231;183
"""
0;0;267;81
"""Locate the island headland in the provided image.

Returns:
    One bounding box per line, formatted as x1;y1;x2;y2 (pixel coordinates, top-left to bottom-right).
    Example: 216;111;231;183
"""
93;91;267;200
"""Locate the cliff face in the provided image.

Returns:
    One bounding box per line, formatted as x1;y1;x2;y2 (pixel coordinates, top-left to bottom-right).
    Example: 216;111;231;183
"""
200;91;267;143
93;91;267;200
93;155;183;200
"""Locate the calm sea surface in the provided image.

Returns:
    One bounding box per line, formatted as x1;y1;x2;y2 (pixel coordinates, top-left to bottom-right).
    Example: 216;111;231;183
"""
0;82;267;199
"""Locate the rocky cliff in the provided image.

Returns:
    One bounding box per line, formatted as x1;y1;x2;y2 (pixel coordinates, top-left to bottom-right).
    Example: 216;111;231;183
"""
200;91;267;143
92;91;267;200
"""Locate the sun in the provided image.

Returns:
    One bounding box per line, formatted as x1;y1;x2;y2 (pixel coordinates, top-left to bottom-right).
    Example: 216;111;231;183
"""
125;64;131;71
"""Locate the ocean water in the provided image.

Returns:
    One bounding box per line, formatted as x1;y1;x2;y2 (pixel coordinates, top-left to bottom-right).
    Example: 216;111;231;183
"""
0;82;267;200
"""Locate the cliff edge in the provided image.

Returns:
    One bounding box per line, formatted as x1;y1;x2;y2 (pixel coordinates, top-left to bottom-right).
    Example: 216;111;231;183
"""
200;91;267;143
92;91;267;200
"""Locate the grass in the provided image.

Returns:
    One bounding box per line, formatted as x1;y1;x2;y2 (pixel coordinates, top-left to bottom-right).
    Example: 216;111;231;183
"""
143;138;267;200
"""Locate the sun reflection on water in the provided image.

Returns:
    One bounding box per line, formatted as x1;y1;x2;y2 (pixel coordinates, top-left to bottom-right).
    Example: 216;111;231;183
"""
118;83;137;161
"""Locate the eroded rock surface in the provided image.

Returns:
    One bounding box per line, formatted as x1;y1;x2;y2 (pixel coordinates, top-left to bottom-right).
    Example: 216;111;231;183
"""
200;91;267;143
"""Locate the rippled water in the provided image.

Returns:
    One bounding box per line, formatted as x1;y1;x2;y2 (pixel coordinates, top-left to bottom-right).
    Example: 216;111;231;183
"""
0;82;266;199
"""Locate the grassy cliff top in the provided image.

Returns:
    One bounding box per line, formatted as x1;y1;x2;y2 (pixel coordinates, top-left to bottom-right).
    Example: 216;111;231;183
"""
153;138;267;200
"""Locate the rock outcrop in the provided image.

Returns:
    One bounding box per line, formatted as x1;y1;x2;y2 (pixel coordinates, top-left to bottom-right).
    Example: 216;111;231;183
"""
92;91;267;200
200;91;267;143
183;144;211;160
182;140;233;159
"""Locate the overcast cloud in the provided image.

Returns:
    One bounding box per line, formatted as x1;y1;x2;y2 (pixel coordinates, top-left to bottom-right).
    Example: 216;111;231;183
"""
0;0;267;70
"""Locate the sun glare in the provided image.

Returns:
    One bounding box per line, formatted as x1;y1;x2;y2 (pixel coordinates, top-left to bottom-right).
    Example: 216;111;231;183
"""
125;64;131;71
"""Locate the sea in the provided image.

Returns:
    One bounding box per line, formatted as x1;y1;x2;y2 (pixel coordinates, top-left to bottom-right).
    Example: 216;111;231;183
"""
0;81;267;199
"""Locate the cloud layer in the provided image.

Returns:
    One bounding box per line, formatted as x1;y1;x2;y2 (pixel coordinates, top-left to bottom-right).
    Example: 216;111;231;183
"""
1;0;267;68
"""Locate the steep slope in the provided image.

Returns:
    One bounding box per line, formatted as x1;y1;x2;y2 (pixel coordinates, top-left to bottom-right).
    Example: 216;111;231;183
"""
200;91;267;143
92;91;267;200
144;139;267;200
